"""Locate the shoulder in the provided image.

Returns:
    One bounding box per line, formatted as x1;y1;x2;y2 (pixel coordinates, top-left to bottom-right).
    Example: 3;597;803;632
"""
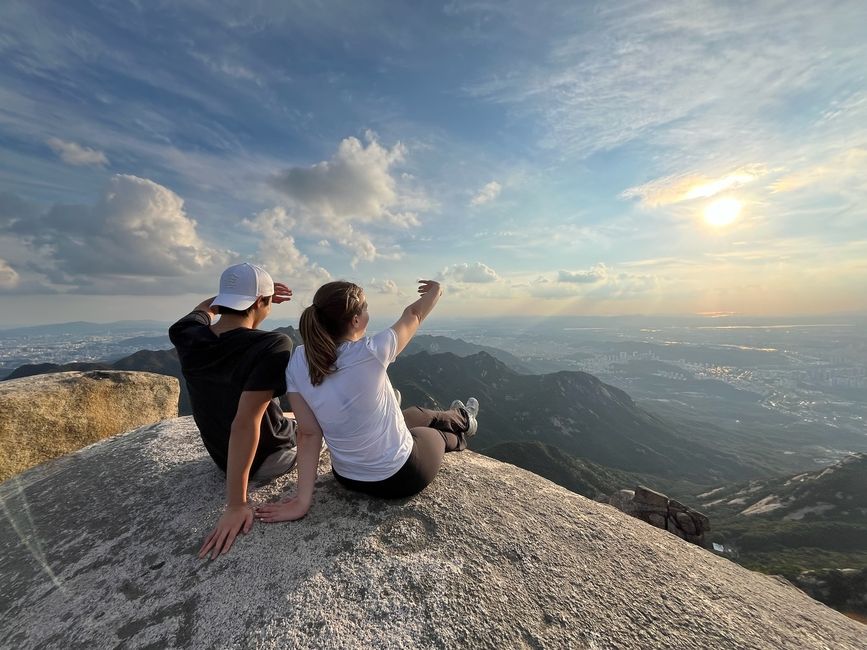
362;328;398;365
287;345;307;369
246;329;294;353
168;310;211;343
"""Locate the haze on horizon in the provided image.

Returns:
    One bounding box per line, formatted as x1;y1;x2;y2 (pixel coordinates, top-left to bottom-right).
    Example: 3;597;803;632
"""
1;1;866;326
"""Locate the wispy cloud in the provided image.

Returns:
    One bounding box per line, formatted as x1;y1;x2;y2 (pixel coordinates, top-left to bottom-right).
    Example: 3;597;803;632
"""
468;2;867;162
46;138;108;166
470;180;502;206
770;147;867;194
622;166;768;207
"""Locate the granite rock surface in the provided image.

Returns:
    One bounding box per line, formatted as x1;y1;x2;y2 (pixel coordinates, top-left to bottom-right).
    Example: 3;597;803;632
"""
1;416;865;649
0;370;179;481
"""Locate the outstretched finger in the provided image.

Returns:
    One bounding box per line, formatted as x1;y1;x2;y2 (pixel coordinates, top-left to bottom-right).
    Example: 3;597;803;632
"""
211;530;229;560
198;530;217;559
221;529;239;555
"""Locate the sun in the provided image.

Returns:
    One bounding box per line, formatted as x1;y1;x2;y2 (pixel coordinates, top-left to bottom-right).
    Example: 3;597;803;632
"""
704;197;742;227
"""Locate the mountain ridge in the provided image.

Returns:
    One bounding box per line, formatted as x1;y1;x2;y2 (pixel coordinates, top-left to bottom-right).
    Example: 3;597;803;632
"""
389;350;768;485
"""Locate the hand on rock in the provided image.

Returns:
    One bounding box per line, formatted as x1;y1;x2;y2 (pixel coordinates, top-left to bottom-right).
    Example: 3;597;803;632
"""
198;504;253;560
254;496;311;523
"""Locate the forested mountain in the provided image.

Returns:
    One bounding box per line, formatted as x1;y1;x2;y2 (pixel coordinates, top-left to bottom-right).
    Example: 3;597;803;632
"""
389;351;769;484
700;454;867;576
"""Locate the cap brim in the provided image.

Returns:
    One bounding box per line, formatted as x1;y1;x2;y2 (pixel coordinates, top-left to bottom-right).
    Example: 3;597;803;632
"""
212;293;258;310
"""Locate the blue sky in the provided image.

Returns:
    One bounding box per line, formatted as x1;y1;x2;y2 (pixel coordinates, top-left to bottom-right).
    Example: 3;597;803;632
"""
1;0;866;325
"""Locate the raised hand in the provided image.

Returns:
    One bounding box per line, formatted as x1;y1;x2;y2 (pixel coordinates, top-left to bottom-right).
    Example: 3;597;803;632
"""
417;279;441;295
272;282;293;304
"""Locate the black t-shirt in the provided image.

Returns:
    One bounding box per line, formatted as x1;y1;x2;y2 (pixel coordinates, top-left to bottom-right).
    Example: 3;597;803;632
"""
169;311;294;474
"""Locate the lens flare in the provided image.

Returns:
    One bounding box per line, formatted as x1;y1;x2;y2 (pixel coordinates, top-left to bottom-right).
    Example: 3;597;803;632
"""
704;198;742;227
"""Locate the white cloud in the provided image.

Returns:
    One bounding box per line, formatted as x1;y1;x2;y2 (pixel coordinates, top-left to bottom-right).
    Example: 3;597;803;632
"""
469;2;867;163
46;137;108;166
268;132;424;265
438;262;500;284
0;259;19;288
470;180;502;206
622;166;768;207
0;175;228;293
770;147;867;194
269;133;412;221
190;51;264;86
530;265;658;300
369;278;402;295
558;264;608;284
243;207;330;289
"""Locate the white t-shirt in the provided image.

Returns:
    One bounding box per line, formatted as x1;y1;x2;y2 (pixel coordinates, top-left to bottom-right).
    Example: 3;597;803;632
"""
285;327;412;481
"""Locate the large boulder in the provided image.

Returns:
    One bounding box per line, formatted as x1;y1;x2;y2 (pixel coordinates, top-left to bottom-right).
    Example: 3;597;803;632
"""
1;417;865;649
607;485;711;547
0;370;179;481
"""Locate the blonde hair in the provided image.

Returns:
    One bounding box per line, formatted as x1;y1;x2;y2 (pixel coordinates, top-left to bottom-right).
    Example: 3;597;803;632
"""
299;281;365;386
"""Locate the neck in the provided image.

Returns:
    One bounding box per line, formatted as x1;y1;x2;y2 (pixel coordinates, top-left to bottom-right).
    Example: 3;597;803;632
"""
339;330;364;343
211;313;258;333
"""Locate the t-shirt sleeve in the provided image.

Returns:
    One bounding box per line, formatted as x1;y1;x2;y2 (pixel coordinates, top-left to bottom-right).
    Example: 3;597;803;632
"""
285;351;299;393
243;335;293;396
168;310;212;347
366;328;399;366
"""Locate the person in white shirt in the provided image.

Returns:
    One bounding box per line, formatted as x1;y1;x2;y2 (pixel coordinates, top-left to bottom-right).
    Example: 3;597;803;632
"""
255;279;478;522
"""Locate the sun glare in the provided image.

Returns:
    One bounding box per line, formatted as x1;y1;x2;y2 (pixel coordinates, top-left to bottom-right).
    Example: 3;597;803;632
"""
704;197;742;227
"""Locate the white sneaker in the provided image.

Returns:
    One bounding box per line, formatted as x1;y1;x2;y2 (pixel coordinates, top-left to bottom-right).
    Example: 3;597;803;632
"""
465;397;479;418
449;399;478;438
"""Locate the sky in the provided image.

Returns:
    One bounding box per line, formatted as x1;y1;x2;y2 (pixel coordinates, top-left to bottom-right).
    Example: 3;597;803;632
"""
1;0;866;325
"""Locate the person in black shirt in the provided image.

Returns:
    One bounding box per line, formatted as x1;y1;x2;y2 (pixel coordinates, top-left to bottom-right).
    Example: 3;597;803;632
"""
169;262;297;559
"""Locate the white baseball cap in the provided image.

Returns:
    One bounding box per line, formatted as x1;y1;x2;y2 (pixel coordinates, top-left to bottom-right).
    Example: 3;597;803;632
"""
212;263;275;311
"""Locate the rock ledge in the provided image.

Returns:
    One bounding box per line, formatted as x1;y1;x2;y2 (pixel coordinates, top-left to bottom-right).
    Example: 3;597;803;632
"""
1;417;864;649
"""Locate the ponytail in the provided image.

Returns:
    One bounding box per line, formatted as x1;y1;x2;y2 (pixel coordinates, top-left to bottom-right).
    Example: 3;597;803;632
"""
299;281;365;386
299;305;338;386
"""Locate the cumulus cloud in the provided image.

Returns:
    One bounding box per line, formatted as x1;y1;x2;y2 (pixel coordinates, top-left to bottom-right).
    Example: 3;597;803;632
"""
0;259;19;288
558;264;609;284
437;262;500;284
530;265;658;300
0;175;228;292
470;181;502;206
46;137;108;166
368;278;402;295
267;133;423;266
243;207;330;288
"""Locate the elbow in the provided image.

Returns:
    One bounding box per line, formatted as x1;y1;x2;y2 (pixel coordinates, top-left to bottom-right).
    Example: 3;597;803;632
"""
297;425;322;440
